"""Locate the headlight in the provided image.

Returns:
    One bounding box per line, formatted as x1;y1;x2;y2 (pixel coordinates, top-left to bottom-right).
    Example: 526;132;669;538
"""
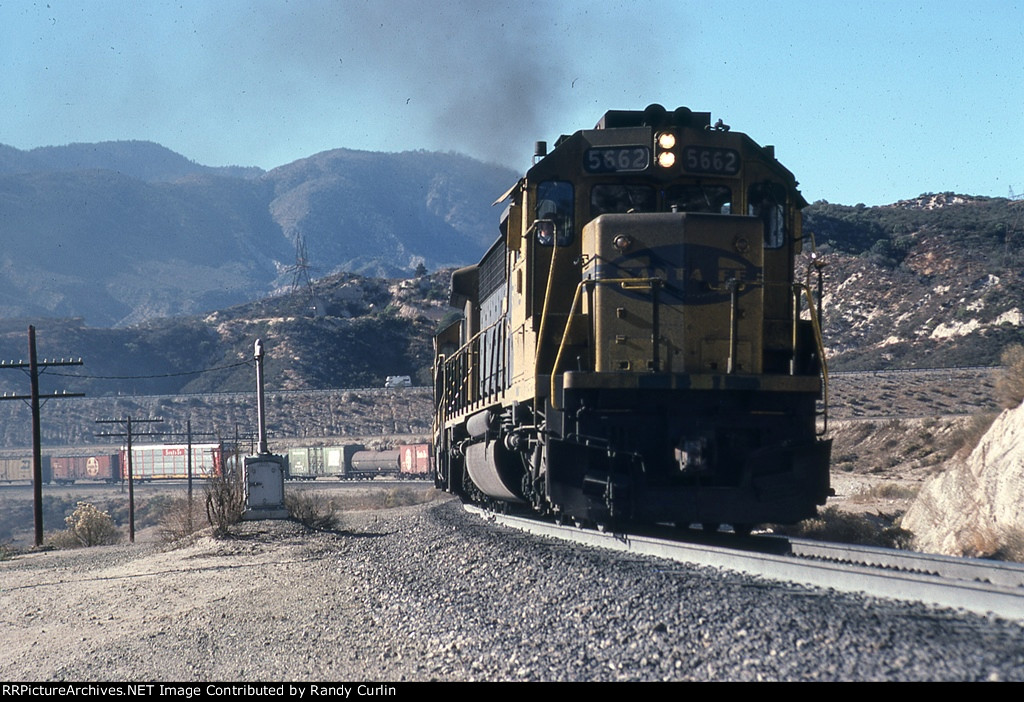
656;131;677;168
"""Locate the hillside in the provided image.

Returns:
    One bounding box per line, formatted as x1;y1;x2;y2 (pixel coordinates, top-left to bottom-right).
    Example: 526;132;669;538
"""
0;170;291;325
0;269;447;448
0;269;449;397
267;149;508;277
0;140;262;182
804;194;1024;369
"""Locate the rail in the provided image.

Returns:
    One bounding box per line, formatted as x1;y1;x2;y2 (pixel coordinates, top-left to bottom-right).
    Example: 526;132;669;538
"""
467;505;1024;621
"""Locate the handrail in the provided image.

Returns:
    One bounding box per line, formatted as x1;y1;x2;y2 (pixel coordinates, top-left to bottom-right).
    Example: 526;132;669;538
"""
792;282;830;435
438;315;508;422
441;275;830;433
549;276;661;409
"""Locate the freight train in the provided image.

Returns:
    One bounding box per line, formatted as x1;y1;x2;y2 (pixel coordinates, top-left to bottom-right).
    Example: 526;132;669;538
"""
433;104;831;533
0;442;431;483
0;444;223;484
284;443;431;480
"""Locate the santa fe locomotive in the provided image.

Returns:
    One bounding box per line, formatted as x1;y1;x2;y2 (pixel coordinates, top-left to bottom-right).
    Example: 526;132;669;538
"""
432;104;831;533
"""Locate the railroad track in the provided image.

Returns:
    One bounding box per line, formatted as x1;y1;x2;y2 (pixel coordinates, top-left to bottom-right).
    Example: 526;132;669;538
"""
466;505;1024;621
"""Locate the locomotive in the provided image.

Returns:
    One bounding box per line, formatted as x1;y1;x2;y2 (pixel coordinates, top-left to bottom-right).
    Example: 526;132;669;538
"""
432;104;831;533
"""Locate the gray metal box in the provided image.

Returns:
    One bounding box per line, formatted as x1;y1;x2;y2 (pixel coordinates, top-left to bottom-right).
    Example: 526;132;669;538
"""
242;454;289;520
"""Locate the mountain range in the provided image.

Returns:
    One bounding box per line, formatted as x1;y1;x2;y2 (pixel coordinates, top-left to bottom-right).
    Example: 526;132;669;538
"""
0;141;517;326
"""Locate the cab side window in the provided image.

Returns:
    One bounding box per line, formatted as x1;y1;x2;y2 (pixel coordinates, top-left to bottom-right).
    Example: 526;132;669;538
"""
535;181;574;246
748;182;786;248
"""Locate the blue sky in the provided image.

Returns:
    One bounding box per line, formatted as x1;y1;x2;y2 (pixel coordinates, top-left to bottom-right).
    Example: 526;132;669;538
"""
2;0;1021;205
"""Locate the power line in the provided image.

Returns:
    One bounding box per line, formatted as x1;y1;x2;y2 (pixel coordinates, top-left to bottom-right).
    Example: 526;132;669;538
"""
48;359;252;380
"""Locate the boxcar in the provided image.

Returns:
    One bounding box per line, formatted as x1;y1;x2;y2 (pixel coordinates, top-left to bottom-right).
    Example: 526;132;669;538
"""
122;443;223;480
50;454;120;484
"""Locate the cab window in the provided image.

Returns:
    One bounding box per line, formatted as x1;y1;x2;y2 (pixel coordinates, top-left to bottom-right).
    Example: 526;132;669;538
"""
590;184;656;218
748;182;787;248
663;184;732;214
535;180;574;246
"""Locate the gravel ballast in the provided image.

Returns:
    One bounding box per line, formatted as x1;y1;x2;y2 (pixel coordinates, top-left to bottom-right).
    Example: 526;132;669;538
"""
2;498;1023;681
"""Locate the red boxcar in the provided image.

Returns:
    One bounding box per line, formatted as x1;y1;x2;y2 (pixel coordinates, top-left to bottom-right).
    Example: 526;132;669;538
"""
398;444;432;479
50;454;120;484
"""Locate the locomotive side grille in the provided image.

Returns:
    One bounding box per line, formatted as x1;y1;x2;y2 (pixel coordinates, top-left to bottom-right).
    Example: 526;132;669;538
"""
479;241;506;299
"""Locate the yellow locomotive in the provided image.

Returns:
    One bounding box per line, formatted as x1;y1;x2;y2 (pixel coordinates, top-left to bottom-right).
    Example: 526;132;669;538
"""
433;104;830;533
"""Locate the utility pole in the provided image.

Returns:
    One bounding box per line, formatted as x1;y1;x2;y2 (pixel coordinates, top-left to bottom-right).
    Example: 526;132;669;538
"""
242;339;288;520
96;417;163;543
255;339;269;456
234;423;257;460
0;325;83;547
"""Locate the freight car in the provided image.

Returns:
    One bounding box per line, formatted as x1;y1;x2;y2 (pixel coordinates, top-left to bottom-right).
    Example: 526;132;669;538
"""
433;104;831;533
121;443;223;481
50;453;120;484
285;446;348;480
399;443;432;479
284;443;432;480
0;455;47;483
0;452;120;484
0;442;429;484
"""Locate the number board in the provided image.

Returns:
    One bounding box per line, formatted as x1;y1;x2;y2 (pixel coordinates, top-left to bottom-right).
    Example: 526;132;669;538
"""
584;147;650;173
682;146;741;176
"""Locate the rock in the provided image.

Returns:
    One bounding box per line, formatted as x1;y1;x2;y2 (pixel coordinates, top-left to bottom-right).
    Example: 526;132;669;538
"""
903;403;1024;556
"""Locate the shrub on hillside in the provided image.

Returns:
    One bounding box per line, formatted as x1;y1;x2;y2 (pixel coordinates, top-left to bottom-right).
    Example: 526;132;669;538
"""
774;506;913;549
158;497;206;543
962;526;1024;563
951;412;999;458
205;469;244;536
